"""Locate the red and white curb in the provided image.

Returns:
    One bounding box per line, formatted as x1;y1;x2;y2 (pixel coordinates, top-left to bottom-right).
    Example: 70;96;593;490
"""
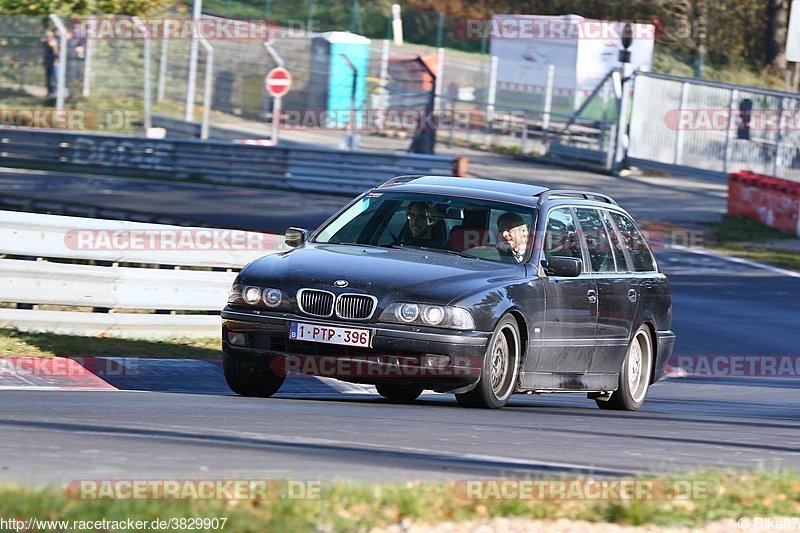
0;357;374;394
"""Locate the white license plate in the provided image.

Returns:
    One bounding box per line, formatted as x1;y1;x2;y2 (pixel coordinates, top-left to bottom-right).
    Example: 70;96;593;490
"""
289;322;371;348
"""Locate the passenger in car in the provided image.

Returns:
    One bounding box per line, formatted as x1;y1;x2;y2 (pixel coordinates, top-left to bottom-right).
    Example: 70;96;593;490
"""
497;212;530;263
401;201;448;248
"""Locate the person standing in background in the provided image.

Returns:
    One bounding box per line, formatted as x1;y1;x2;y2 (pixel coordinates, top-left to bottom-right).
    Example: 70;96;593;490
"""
43;29;59;98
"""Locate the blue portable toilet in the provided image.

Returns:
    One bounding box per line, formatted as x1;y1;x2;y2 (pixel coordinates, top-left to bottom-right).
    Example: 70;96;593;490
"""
308;31;371;128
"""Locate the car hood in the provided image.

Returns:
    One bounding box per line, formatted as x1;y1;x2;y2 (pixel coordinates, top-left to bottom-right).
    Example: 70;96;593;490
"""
240;243;526;304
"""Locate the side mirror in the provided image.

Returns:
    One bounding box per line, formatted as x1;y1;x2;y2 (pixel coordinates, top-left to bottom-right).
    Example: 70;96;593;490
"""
544;256;582;277
285;227;309;248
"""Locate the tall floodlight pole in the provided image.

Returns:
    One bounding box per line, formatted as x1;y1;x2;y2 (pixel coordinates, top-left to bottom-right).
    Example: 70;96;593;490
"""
185;0;203;121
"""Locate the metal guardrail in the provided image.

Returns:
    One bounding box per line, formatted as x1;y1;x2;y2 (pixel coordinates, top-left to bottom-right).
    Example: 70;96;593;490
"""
151;114;276;143
0;128;468;196
0;211;284;268
0;210;285;338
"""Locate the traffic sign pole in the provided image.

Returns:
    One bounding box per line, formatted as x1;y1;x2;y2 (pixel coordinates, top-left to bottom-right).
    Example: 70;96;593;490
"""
264;44;289;145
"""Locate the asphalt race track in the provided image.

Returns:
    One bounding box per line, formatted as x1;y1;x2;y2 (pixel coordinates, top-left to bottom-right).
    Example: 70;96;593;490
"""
0;168;348;232
1;248;798;484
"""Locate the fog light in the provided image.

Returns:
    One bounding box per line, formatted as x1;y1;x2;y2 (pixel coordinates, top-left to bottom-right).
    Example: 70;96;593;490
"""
423;354;450;368
227;331;247;346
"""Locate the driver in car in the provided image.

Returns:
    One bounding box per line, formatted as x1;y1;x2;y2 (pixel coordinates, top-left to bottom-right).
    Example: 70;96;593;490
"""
497;212;530;263
403;201;448;248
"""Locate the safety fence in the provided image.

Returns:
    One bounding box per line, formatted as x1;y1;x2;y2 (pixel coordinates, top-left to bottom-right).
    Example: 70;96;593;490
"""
0;210;285;338
628;72;800;182
0;128;467;196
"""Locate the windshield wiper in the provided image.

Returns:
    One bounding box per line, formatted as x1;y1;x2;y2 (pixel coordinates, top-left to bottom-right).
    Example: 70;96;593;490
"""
376;243;478;259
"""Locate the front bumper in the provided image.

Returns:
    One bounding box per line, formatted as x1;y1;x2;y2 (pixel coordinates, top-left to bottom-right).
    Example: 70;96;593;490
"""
221;308;490;390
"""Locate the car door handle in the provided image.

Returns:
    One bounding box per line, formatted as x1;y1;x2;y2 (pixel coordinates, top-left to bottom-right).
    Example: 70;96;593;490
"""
628;289;637;303
587;289;597;304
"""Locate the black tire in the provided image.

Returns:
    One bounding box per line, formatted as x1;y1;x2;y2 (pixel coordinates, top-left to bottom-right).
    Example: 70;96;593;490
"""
375;383;424;402
596;325;653;411
223;353;285;398
455;315;520;409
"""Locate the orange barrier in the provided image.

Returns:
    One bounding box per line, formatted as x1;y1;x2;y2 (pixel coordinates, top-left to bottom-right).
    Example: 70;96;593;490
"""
728;171;800;237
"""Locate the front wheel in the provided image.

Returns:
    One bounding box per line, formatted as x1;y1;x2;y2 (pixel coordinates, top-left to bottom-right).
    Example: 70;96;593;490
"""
455;315;520;409
596;325;653;411
223;353;285;397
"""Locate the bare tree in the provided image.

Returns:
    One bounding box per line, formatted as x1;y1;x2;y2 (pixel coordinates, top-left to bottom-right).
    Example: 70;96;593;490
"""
767;0;788;71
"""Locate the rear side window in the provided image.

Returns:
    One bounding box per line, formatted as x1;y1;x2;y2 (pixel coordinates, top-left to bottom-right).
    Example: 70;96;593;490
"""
601;210;630;272
608;212;656;272
543;208;583;263
575;208;615;273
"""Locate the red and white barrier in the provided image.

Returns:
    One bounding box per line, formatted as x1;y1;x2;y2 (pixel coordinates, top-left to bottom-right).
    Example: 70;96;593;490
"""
728;171;800;237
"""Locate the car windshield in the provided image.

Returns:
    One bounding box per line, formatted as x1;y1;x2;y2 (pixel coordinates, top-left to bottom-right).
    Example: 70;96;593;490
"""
313;192;536;264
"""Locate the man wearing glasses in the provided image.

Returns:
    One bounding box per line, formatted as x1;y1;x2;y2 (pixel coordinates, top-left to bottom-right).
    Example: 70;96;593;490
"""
497;212;530;264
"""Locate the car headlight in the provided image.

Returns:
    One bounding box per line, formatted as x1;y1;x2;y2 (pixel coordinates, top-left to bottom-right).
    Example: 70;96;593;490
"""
242;286;262;304
263;288;282;307
381;303;475;330
228;284;286;308
228;284;243;304
396;303;419;323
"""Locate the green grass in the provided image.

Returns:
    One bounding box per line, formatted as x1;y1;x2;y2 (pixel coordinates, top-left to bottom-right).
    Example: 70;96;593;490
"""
0;328;221;359
706;216;800;272
713;246;800;272
0;471;798;531
712;216;794;244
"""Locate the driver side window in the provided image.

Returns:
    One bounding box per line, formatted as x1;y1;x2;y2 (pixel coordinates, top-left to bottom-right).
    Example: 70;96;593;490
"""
543;208;583;262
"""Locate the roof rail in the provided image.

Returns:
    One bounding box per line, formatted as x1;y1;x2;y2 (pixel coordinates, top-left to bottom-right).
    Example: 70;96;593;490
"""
535;189;618;206
377;175;426;188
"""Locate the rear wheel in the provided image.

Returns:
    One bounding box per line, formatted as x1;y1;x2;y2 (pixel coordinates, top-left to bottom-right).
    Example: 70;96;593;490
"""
455;315;520;409
596;325;653;411
375;384;424;402
223;354;285;397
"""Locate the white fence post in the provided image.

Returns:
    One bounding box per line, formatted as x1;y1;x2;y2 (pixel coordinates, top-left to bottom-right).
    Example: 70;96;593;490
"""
379;39;390;94
674;81;689;165
157;31;169;103
613;64;634;172
542;64;555;147
723;88;738;174
434;47;445;111
773;96;786;177
48;14;67;111
484;55;498;147
133;18;152;131
82;36;94;98
185;4;202;121
199;38;213;140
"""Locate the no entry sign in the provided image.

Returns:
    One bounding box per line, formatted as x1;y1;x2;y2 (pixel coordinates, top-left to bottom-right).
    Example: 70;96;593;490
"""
265;67;292;98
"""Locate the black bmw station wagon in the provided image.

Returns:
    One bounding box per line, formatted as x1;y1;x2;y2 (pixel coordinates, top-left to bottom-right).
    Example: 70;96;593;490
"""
222;176;675;410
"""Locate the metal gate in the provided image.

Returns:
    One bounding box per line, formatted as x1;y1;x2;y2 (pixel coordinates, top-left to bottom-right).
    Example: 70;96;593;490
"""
627;72;800;182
